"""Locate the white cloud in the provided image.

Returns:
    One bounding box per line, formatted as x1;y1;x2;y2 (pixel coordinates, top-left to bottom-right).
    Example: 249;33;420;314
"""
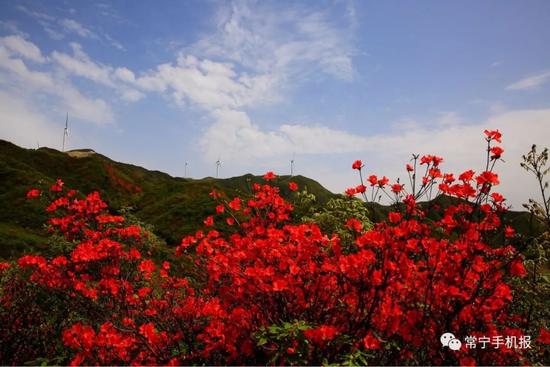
103;33;125;51
16;5;55;22
0;91;62;149
506;71;550;91
51;43;113;86
51;43;144;103
0;35;46;63
16;5;124;50
192;1;355;81
59;18;97;39
199;108;550;209
114;67;136;83
200;109;370;162
0;39;113;124
44;26;65;40
133;54;281;109
0;21;29;38
120;89;145;102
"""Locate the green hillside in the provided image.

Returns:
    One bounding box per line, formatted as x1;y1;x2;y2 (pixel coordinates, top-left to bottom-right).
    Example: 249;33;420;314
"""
0;139;336;258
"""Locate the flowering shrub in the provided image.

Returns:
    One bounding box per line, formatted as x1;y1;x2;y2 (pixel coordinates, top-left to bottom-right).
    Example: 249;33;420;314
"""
0;130;548;365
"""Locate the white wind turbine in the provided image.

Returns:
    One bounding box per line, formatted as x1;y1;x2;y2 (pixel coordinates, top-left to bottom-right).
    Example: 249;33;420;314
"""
290;152;295;176
62;113;69;152
184;161;188;177
216;157;221;178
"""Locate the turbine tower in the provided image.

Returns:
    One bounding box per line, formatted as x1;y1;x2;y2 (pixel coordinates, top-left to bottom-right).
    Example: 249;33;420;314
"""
184;161;188;177
62;113;69;152
216;157;221;178
290;153;295;176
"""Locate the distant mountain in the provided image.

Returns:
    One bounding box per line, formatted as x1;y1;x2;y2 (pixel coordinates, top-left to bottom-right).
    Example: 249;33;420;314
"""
0;139;336;258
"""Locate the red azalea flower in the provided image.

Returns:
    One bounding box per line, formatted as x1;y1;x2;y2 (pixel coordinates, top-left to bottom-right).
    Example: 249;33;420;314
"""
345;218;362;232
363;332;381;350
355;184;366;193
476;171;499;185
378;176;389;187
459;357;476;366
228;197;242;211
388;212;402;224
504;225;515;238
263;171;276;181
484;129;502;142
50;178;64;192
289;182;298;191
304;325;339;344
491;192;505;203
490;146;504;159
538;328;550;344
204;216;214;227
345;187;356;197
352;160;363;170
391;183;404;193
510;258;527;277
368;175;378;186
26;188;40;198
459;169;475;182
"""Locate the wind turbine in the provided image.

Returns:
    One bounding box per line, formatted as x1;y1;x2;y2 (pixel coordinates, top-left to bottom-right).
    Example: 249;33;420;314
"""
62;113;69;152
290;152;295;176
184;161;188;177
216;157;221;178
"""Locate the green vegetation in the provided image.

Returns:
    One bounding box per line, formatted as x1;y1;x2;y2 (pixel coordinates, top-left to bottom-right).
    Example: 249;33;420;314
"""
0;139;335;258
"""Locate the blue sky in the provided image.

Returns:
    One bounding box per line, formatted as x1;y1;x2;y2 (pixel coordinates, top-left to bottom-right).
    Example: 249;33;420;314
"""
1;0;549;208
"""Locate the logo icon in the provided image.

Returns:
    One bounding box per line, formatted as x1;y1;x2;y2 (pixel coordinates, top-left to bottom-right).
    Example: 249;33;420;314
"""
440;332;462;351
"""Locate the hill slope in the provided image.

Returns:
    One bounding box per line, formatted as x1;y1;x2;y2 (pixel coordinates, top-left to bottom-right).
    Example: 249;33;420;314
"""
0;140;336;258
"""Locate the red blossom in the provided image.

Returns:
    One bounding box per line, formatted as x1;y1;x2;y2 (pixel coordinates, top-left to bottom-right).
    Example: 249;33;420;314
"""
345;187;356;197
204;215;214;227
484;129;502;143
476;171;500;186
304;325;339;344
388;212;402;224
363;332;381;350
391;183;404;193
263;171;276;181
377;176;389;187
355;184;366;193
459;170;475;182
510;258;527;277
50;179;64;192
26;188;40;198
368;175;378;186
228;197;242;211
490;146;504;159
504;225;515;238
352;160;363;170
538;328;550;345
288;182;298;191
345;218;362;232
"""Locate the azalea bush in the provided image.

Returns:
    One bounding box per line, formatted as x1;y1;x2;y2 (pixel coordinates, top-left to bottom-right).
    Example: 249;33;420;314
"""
0;130;548;365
